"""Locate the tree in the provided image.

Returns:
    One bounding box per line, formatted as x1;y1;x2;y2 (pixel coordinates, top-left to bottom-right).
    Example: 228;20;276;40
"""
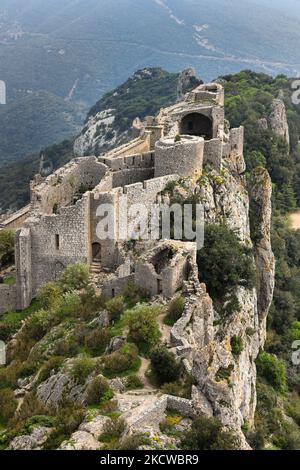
181;416;239;450
128;306;161;354
256;351;287;393
150;344;181;385
197;224;256;301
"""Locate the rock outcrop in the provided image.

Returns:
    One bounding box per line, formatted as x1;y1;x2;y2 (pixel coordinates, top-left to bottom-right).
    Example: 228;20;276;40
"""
269;99;290;146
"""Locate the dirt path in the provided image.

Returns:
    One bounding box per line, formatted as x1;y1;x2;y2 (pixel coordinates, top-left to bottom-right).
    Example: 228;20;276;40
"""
290;209;300;230
157;313;172;345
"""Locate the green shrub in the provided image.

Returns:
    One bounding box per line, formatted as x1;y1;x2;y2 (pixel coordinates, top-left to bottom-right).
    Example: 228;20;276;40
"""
215;365;234;383
106;296;125;322
125;374;143;390
128;305;161;354
181;416;239;450
70;357;95;385
24;415;55;433
44;402;85;450
77;286;106;320
160;377;192;399
85;376;113;406
0;388;17;425
99;417;126;444
85;328;110;356
37;282;63;310
159;412;183;436
230;335;244;356
164;296;185;326
150;345;181;386
122;282;150;307
0;229;15;268
53;338;78;357
38;356;65;383
57;291;81;319
256;351;286;393
117;433;147;450
58;263;90;292
103;343;140;378
197;224;256;301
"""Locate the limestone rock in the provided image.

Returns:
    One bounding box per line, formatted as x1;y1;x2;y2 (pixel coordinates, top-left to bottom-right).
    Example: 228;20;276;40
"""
110;377;126;393
106;336;126;353
79;415;110;439
269;98;290;146
37;371;89;406
59;431;100;450
9;426;52;450
89;310;110;328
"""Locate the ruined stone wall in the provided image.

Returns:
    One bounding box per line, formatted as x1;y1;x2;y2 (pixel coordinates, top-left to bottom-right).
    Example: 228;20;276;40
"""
111;169;154;188
100;151;154;171
15;227;32;310
0;285;17;314
203;139;222;171
90;175;178;269
31;157;107;214
0;205;31;231
102;274;135;298
28;195;90;294
104;133;151;159
155;136;204;179
90;191;121;269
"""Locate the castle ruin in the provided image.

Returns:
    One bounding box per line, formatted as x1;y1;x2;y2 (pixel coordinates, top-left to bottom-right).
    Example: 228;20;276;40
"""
0;82;245;314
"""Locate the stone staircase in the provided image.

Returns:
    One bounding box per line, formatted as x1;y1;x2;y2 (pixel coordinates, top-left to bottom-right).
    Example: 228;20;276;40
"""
90;259;101;275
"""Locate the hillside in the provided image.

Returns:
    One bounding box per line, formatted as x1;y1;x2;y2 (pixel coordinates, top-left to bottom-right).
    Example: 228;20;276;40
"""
1;0;300;168
1;69;300;450
0;92;86;166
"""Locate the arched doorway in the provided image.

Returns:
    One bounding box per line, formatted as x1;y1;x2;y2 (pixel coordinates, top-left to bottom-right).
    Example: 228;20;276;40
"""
180;113;213;140
92;242;102;262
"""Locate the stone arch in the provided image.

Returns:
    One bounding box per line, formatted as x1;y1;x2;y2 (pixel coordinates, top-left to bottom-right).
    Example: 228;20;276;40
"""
92;242;102;261
180;113;213;140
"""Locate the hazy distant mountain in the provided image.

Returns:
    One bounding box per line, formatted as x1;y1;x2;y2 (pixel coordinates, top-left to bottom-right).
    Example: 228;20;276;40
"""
0;0;300;165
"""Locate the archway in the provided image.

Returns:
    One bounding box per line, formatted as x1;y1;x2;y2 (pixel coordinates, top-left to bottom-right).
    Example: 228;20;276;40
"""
180;113;213;140
92;242;102;262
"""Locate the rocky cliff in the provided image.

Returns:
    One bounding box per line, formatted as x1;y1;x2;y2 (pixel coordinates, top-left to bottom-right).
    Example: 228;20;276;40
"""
168;150;275;447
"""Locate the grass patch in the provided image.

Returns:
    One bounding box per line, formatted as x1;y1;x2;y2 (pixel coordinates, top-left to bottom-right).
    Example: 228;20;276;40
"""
0;299;40;341
3;276;16;286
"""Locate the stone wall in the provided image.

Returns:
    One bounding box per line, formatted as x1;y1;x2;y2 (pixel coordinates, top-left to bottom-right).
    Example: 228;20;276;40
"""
104;133;151;159
102;274;135;298
100;151;154;171
31;157;107;214
28;195;90;295
204;139;222;171
15;227;32;310
155;136;204;179
0;205;31;231
0;285;17;314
